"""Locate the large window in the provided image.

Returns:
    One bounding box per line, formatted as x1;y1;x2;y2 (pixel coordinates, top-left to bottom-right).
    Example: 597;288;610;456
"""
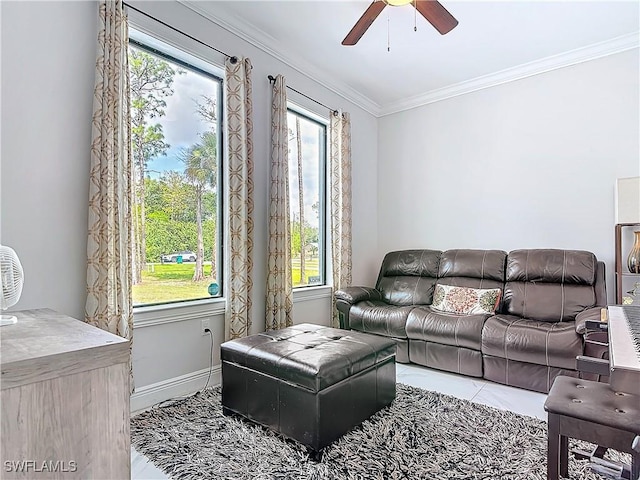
287;108;327;288
129;30;223;307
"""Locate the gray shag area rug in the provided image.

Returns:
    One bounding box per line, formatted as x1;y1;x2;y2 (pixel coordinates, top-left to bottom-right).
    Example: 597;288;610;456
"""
131;383;628;480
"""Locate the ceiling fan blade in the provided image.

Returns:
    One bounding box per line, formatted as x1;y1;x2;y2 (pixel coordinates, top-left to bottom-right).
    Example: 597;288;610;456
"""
342;1;387;46
413;0;458;35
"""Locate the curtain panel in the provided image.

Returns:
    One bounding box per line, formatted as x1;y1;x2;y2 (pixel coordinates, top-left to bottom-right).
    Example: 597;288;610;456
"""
266;75;293;330
224;57;255;340
330;111;353;327
86;0;134;389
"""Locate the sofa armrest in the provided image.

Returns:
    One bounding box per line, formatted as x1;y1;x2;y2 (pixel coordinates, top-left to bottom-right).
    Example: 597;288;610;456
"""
334;286;382;305
334;287;382;330
575;307;606;335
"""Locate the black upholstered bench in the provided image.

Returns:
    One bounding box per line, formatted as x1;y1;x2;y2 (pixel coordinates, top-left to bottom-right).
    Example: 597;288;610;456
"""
544;376;640;480
220;323;396;455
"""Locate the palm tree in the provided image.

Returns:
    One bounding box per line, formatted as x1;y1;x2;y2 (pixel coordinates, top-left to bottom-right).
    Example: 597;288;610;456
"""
182;131;217;281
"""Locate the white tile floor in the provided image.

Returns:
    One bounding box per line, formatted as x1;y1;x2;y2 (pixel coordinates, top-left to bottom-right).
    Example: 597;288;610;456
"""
131;363;548;479
396;363;548;421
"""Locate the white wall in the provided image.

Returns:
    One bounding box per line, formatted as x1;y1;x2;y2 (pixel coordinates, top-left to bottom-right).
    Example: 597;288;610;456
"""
377;49;640;301
1;1;97;321
0;1;378;410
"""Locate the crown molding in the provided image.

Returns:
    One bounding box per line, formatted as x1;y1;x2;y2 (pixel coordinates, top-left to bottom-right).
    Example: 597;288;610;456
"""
178;0;383;117
378;31;640;117
176;0;638;118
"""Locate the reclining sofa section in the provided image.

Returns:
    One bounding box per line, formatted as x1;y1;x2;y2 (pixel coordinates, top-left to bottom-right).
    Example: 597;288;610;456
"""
335;249;606;393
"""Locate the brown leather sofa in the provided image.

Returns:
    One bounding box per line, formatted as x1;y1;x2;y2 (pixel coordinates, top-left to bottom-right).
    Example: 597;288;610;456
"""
335;249;606;393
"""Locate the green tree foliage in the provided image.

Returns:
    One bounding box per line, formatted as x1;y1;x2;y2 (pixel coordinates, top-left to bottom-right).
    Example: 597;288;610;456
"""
143;176;217;275
161;172;196;222
291;219;319;259
129;46;181;283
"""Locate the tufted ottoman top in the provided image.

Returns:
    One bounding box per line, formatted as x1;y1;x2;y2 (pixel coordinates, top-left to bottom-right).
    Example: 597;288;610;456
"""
221;323;396;392
544;376;640;434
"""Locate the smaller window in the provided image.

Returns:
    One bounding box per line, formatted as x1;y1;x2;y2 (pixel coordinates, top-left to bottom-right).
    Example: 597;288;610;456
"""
287;108;327;288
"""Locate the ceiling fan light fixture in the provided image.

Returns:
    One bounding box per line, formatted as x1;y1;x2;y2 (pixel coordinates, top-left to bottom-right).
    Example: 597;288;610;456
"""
384;0;412;6
342;0;457;46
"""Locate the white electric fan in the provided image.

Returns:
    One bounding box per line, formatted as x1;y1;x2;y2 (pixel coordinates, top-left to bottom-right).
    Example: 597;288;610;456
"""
0;245;24;326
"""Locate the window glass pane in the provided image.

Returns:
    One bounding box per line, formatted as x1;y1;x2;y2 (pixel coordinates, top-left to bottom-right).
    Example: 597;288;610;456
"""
287;109;326;288
129;34;222;307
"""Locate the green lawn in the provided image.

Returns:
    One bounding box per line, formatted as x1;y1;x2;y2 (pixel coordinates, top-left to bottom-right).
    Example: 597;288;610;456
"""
133;257;321;306
132;263;217;305
292;258;320;286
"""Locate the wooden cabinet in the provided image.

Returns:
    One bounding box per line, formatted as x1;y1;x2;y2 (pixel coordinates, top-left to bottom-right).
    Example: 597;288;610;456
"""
615;223;640;305
1;309;130;479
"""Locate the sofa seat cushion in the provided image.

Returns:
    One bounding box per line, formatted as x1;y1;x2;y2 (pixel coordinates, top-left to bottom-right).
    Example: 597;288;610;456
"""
481;314;582;370
349;301;412;338
405;306;489;351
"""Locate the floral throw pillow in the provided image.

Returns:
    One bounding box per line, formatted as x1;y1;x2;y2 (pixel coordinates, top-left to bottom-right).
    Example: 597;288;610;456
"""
431;284;501;315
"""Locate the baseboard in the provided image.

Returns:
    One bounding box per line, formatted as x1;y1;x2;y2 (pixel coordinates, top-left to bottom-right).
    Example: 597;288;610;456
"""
130;365;221;414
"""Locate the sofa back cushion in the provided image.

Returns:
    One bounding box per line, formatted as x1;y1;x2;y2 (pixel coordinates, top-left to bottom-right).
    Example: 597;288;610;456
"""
376;250;441;306
437;249;506;286
435;249;507;312
503;249;598;322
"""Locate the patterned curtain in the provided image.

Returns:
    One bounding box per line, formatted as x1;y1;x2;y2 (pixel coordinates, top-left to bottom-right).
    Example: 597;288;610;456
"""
266;75;293;330
86;0;134;388
224;57;254;340
330;111;353;327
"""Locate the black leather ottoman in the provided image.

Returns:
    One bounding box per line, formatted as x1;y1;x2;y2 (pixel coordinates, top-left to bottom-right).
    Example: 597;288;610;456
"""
221;323;396;454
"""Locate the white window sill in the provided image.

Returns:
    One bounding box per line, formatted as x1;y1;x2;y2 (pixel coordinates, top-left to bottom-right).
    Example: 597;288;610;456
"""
133;297;226;328
292;285;333;303
132;286;333;328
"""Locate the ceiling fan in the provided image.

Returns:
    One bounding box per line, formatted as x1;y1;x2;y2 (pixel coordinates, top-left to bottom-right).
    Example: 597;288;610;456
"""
342;0;458;46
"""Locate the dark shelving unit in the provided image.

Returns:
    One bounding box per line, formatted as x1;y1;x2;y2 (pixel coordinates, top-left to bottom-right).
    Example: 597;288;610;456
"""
615;222;640;304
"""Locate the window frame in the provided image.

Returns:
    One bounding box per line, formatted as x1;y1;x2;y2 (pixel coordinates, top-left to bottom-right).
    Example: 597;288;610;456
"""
127;14;227;316
286;103;329;290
